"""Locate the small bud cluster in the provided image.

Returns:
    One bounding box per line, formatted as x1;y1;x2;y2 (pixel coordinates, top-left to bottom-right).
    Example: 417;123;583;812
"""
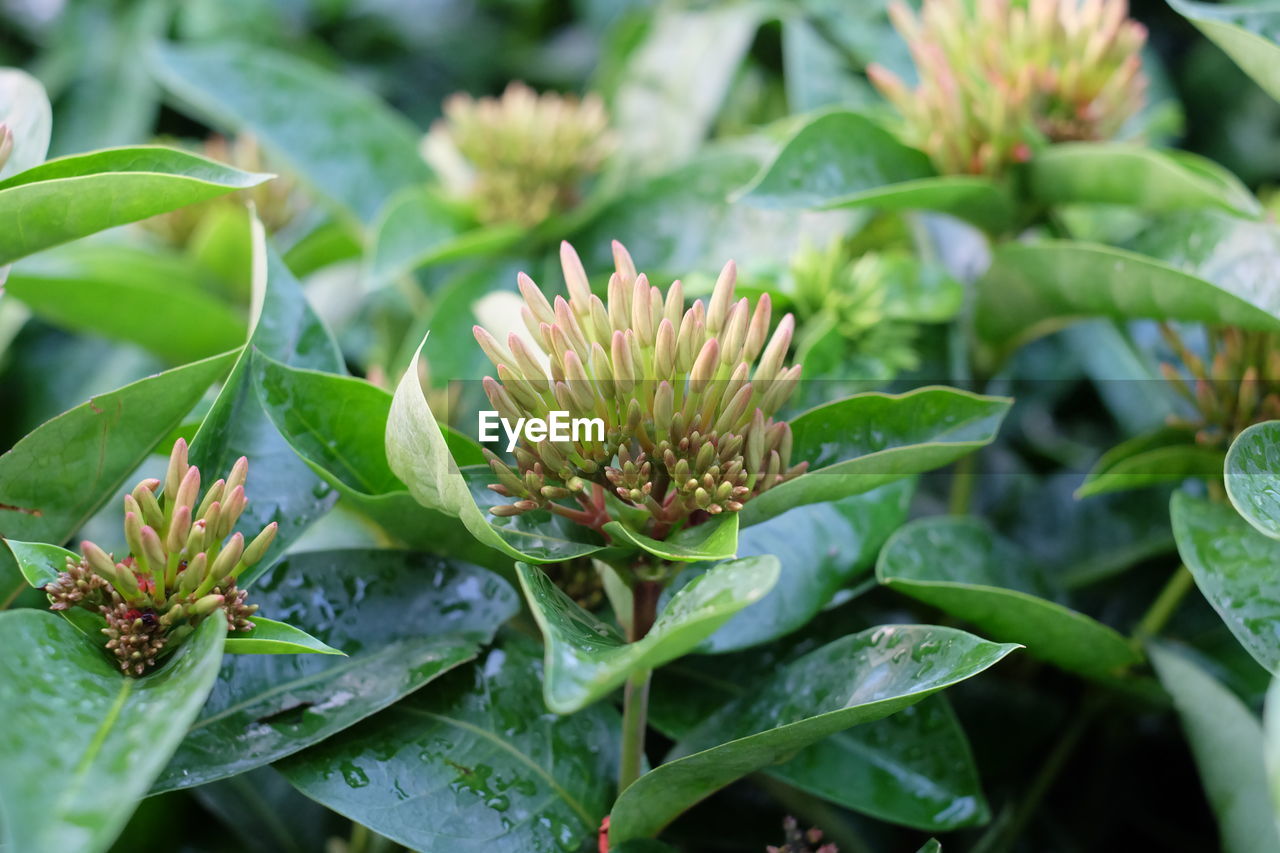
475;240;806;537
43;439;277;676
869;0;1147;175
0;122;13;171
423;82;612;227
1159;324;1280;447
766;816;837;853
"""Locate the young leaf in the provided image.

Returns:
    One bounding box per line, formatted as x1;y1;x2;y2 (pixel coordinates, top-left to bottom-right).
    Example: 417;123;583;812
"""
740;387;1012;526
5;539;77;588
1150;644;1280;853
0;67;52;179
1077;427;1224;498
278;638;620;853
149;41;431;225
736;111;1013;231
1226;421;1280;539
608;625;1018;844
877;517;1139;678
0;147;270;265
1172;493;1280;676
152;550;518;791
517;556;780;713
603;513;739;563
1169;0;1280;103
223;617;344;656
0;611;226;853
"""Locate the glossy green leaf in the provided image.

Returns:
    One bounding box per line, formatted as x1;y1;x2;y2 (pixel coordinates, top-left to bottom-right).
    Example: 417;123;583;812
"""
1169;0;1280;103
691;479;914;654
6;243;246;363
740;387;1011;526
0;68;52;179
1150;644;1280;853
1078;427;1225;498
518;556;780;713
1029;143;1261;216
1266;679;1280;836
223;617;344;656
0;611;226;853
1172;493;1280;677
651;658;988;830
877;517;1138;677
368;186;522;285
0;147;270;265
5;539;77;588
608;625;1018;844
153;550;518;791
918;842;942;853
737;111;1013;231
386;337;610;564
0;350;236;608
150;41;431;225
188;218;344;582
974;241;1280;360
1226;421;1280;539
1128;209;1280;302
603;513;739;563
279;637;620;853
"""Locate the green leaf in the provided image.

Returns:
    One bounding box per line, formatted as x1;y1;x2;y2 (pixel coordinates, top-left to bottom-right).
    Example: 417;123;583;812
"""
918;841;943;853
608;625;1018;844
0;146;270;265
0;350;237;608
153;550;518;791
1028;143;1261;216
278;637;620;853
603;513;739;563
1172;493;1280;677
1169;0;1280;103
223;617;344;656
0;68;52;179
1267;679;1280;836
188;218;344;582
386;337;610;564
974;241;1280;361
691;480;913;654
1078;427;1225;498
1226;421;1280;539
1150;643;1280;853
6;243;247;363
5;539;77;588
877;517;1139;678
518;556;779;713
150;41;431;225
0;611;226;853
737;111;1012;231
740;387;1011;526
1128;209;1280;302
368;187;522;285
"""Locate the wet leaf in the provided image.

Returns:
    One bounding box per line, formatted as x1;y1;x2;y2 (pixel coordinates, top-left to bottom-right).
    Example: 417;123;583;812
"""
517;556;779;713
740;387;1011;525
6;539;78;588
1150;643;1280;853
603;513;739;563
1078;427;1225;498
1226;421;1280;539
0;147;269;265
223;617;344;656
1169;0;1280;103
279;637;620;853
149;41;430;225
1172;493;1280;677
0;611;226;853
153;550;518;791
877;517;1139;678
0;67;52;179
608;625;1018;844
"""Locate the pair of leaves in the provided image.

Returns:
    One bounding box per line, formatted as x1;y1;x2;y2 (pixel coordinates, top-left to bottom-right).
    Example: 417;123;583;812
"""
1078;426;1225;498
877;517;1139;678
608;625;1018;844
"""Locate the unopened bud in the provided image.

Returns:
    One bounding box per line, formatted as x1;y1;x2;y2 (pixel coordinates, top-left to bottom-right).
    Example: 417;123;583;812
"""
241;522;278;567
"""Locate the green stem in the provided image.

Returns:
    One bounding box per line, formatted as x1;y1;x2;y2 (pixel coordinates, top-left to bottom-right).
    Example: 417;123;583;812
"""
618;580;661;793
948;452;977;515
1130;565;1195;652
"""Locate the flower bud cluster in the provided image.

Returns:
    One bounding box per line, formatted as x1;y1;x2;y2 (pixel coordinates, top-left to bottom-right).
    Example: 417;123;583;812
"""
43;439;276;675
423;82;611;227
475;240;807;535
1159;324;1280;446
869;0;1147;175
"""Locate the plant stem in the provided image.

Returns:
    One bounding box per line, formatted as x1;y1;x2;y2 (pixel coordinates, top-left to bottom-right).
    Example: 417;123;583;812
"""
1130;565;1195;652
948;452;977;515
618;579;661;793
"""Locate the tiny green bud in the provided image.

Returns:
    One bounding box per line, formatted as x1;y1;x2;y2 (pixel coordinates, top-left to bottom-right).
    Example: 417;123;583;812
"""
191;594;225;617
241;522;278;567
163;438;190;507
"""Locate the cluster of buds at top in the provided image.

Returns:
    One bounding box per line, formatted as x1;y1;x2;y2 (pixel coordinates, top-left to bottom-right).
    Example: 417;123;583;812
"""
766;816;838;853
423;82;612;227
0;122;13;172
869;0;1147;175
475;240;807;538
43;439;277;676
1159;324;1280;447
